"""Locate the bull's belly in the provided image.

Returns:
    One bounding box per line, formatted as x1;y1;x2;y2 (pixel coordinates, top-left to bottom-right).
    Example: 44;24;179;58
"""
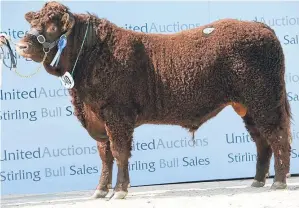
137;102;247;127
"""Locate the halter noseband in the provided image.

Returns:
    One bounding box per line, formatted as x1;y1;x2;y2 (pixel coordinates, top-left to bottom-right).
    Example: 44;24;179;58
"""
27;28;59;53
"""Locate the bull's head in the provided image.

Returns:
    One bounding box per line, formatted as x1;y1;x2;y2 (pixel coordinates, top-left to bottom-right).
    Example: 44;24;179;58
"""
16;1;75;64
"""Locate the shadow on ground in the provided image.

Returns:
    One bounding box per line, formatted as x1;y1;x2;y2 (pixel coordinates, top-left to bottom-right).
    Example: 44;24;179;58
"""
130;183;299;200
2;178;299;208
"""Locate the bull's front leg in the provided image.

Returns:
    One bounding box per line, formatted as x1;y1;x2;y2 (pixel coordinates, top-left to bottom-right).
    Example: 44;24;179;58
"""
103;106;136;200
91;139;114;199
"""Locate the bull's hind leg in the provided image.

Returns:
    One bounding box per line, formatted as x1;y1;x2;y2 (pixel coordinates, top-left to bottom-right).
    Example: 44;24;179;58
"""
247;99;291;189
242;113;272;187
260;125;290;189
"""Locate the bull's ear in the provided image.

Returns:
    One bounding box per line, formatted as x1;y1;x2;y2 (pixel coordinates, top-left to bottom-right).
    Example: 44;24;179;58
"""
61;12;75;32
25;12;36;23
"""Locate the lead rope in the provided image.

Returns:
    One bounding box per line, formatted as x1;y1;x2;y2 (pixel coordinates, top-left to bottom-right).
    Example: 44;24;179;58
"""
1;17;89;80
0;34;44;78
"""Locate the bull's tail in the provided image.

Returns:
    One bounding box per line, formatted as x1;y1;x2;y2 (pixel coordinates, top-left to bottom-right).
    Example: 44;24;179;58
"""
283;89;293;144
284;90;292;121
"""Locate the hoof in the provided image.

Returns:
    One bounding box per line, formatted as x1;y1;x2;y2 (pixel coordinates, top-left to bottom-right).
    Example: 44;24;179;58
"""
251;180;265;188
90;189;109;199
271;182;287;190
107;184;112;189
110;191;128;200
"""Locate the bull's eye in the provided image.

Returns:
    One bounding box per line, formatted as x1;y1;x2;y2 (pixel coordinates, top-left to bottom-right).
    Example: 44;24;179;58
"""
49;26;57;32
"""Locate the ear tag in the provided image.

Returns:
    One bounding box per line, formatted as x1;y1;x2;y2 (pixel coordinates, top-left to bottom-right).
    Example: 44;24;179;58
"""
59;71;74;89
50;35;67;67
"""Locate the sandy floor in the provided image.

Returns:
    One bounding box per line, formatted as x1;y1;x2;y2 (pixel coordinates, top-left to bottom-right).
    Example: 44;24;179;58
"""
2;176;299;208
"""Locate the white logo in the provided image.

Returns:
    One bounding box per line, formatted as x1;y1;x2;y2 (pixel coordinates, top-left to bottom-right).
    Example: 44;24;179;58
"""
203;27;215;35
60;72;74;89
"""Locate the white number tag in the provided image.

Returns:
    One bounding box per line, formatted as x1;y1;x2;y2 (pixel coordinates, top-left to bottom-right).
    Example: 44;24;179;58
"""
203;27;215;35
60;72;74;89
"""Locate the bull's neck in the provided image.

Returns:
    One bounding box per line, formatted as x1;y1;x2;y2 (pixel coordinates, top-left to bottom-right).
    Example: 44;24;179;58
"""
42;14;97;77
43;14;117;82
62;15;98;75
61;15;117;76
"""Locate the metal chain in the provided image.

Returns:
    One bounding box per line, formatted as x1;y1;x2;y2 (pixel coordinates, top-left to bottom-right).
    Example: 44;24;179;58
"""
12;52;48;78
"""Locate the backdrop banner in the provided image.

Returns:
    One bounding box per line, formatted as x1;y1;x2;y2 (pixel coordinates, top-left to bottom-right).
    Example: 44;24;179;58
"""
1;1;298;195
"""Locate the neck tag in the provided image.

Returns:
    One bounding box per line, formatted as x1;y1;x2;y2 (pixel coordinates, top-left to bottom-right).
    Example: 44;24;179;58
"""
60;71;74;89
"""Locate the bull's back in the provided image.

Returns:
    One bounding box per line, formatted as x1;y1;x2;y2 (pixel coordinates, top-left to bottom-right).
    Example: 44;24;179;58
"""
133;19;282;123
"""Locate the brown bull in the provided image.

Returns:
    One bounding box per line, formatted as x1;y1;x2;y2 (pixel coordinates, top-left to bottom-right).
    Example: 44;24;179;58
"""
16;1;292;199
